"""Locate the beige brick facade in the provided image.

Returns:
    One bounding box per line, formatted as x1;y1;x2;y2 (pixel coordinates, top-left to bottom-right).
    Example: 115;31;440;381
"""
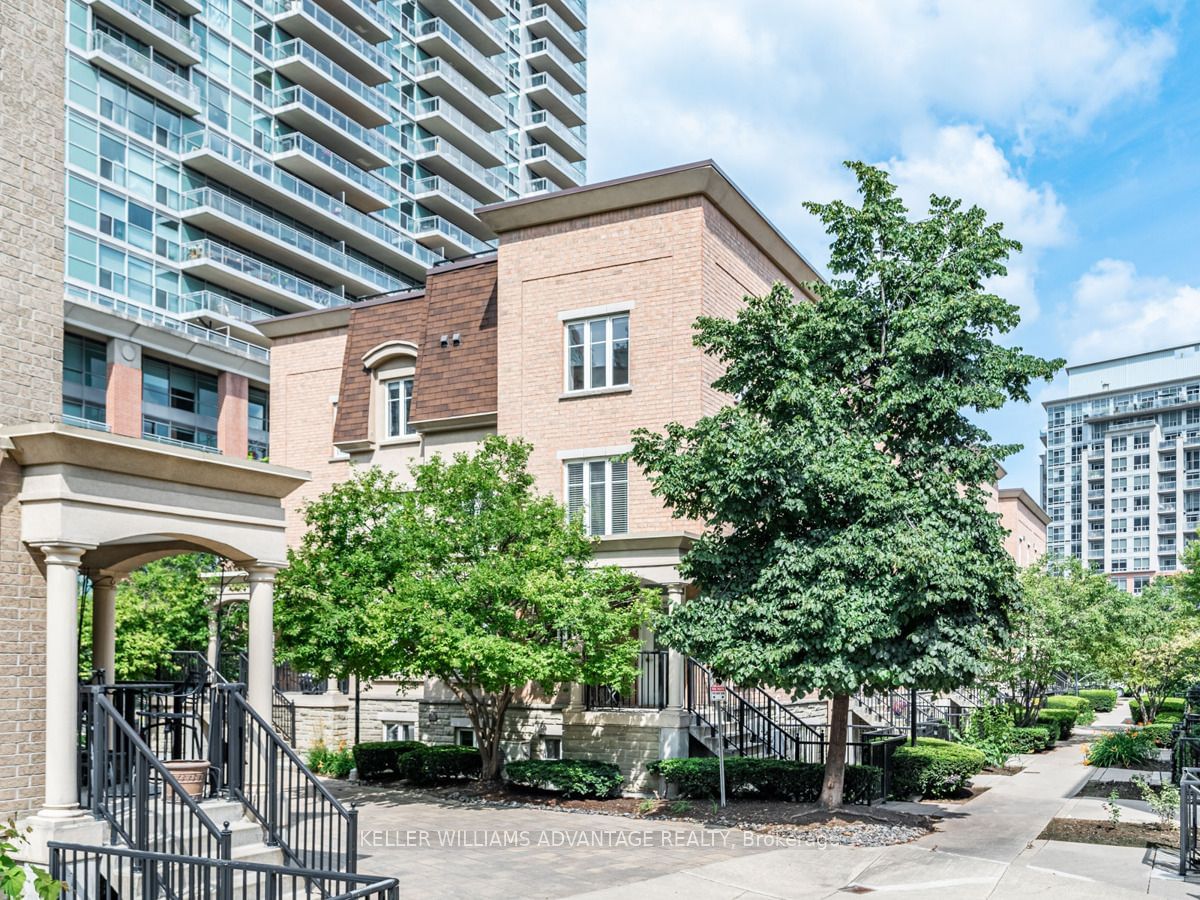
0;0;66;820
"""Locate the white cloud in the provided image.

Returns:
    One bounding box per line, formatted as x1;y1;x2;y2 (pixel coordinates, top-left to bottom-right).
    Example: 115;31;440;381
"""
1064;259;1200;363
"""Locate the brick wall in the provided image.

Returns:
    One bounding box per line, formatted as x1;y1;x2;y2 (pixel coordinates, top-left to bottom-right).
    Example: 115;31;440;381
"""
0;0;66;819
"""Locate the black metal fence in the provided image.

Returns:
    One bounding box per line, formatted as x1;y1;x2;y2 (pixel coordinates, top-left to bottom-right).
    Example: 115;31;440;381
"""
585;650;669;710
49;841;398;900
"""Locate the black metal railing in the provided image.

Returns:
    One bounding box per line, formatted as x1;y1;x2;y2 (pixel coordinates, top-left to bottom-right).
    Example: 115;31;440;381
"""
49;841;398;900
81;686;229;863
585;650;668;710
1181;768;1200;874
210;684;358;873
274;686;297;745
685;658;827;763
275;661;350;696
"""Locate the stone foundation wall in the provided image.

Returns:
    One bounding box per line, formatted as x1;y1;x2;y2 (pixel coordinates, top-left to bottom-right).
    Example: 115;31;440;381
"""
563;709;687;794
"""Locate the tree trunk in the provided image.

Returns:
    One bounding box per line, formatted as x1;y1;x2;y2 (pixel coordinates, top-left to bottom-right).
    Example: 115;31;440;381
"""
819;694;850;810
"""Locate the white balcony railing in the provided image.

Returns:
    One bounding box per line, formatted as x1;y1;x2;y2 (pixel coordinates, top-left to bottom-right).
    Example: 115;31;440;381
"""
88;31;200;108
180;240;348;308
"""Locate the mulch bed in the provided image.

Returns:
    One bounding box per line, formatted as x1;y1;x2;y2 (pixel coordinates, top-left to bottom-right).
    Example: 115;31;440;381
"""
1038;817;1178;848
984;765;1024;777
1075;779;1163;801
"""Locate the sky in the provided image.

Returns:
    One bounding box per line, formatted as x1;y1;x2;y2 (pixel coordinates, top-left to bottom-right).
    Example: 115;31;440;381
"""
584;0;1200;496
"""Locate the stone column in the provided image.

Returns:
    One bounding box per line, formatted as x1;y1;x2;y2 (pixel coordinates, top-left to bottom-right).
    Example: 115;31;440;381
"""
246;565;277;715
659;583;690;766
39;545;88;817
665;583;687;709
91;573;117;684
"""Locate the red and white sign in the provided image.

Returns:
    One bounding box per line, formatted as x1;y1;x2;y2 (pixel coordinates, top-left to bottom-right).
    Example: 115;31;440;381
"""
710;682;727;704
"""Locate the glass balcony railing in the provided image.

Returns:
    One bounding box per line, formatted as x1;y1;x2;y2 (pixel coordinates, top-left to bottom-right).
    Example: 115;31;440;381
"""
526;71;586;122
527;5;585;58
413;17;505;87
274;131;397;202
268;38;391;119
412;96;504;158
65;283;270;362
182;188;406;292
177;290;267;324
101;0;201;56
527;37;586;84
415;216;493;255
89;31;199;106
181;240;349;308
527;141;585;180
413;58;505;121
269;84;392;159
525;109;585;157
276;0;390;72
438;0;506;48
412;175;479;213
414;136;514;198
527;176;552;194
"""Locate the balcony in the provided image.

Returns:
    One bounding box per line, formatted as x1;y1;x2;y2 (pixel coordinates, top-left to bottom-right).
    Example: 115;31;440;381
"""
269;38;390;127
1087;488;1105;498
1160;479;1178;491
1087;506;1104;519
543;0;585;30
1160;500;1177;512
173;291;273;341
526;4;585;62
310;0;390;43
158;0;201;16
65;283;270;364
414;136;513;204
525;37;586;94
272;131;394;211
410;17;505;94
85;31;201;115
525;141;585;188
526;71;586;127
411;176;494;239
413;215;494;258
85;0;201;64
270;84;391;170
412;57;506;130
417;0;505;55
526;176;553;194
523;108;584;162
179;239;350;311
1087;548;1105;559
180;188;406;295
412;96;504;166
272;0;390;84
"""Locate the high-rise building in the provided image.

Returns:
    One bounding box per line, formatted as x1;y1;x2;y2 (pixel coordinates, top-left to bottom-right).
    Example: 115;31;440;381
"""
1041;342;1200;592
61;0;586;459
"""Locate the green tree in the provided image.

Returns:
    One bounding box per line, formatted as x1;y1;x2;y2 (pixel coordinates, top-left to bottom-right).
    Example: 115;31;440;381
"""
630;162;1061;807
277;437;657;782
989;556;1126;725
1115;574;1200;721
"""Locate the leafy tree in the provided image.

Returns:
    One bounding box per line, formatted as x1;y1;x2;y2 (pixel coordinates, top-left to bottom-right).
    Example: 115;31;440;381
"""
277;436;657;782
630;162;1061;807
1115;575;1200;721
989;556;1126;725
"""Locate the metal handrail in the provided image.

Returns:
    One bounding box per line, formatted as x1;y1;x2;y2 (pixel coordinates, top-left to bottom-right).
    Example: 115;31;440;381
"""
49;841;399;900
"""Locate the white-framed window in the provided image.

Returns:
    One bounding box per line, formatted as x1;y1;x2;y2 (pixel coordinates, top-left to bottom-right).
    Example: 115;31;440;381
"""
564;313;629;392
540;737;562;760
385;377;414;438
455;728;476;748
565;458;629;536
383;722;414;742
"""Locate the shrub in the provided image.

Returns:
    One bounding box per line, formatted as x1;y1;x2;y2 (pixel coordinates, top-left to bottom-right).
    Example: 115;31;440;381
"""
398;745;482;784
1079;689;1118;713
1085;729;1155;768
1140;724;1176;748
505;759;624;799
1154;713;1183;726
960;705;1014;767
353;741;425;781
1044;695;1095;726
1037;708;1078;740
1009;726;1053;753
307;741;354;778
1132;697;1186;724
891;737;986;799
648;757;882;805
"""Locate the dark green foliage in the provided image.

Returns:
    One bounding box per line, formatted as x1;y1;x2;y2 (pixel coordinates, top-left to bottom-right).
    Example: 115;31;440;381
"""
648;757;881;806
307;742;354;778
959;704;1014;767
891;737;986;799
1140;724;1176;748
1086;729;1155;768
353;741;425;781
1154;713;1183;725
1009;726;1053;753
1036;708;1078;740
504;759;624;799
1131;697;1185;724
1044;695;1095;726
1078;689;1117;712
398;745;482;784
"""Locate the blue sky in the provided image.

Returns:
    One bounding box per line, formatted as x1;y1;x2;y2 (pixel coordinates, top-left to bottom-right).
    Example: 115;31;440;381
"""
585;0;1199;495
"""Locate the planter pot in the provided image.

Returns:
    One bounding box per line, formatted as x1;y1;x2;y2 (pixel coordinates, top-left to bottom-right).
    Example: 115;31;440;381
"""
163;760;209;801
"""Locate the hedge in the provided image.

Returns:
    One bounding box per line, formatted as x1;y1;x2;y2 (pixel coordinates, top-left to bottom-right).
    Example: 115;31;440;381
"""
397;745;482;784
1009;726;1053;753
353;741;425;781
505;759;623;799
1079;689;1118;713
1140;724;1176;748
1131;697;1186;724
1036;708;1078;740
1044;695;1094;726
648;757;882;806
891;737;986;799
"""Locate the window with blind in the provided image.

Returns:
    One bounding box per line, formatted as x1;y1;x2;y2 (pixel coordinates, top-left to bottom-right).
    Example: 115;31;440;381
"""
565;458;629;536
565;313;629;392
385;377;414;438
